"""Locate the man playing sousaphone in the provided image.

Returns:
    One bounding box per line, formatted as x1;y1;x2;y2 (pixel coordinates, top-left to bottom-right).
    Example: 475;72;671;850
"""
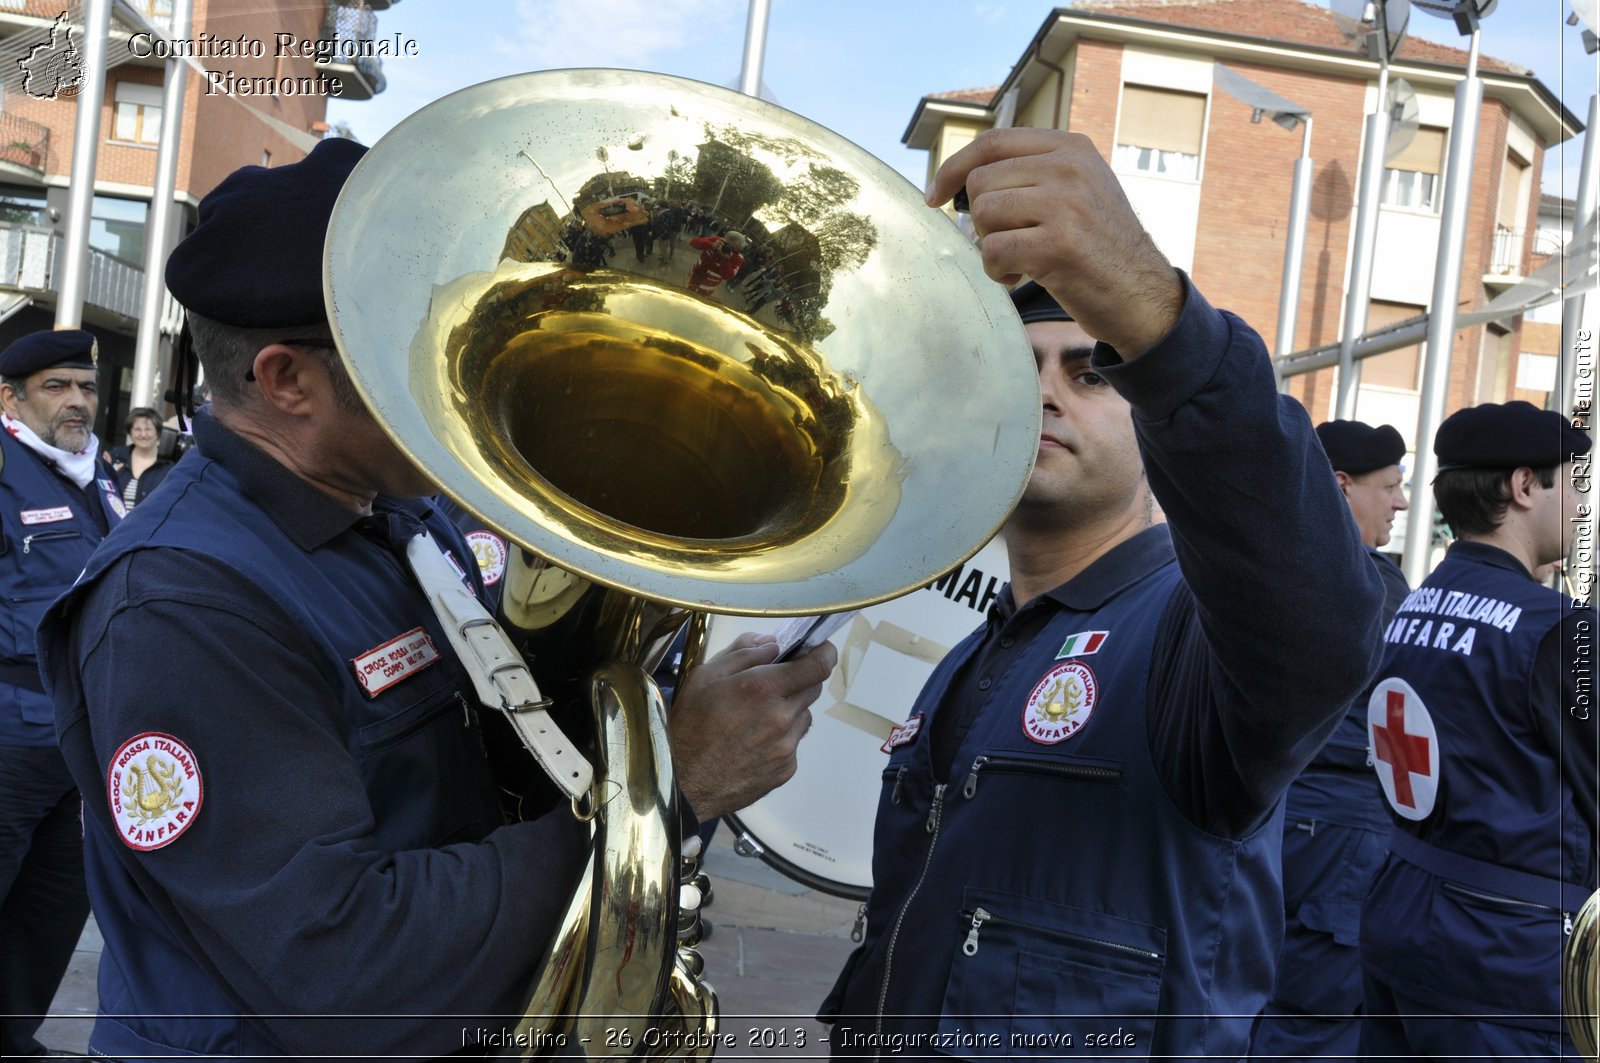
38;138;836;1058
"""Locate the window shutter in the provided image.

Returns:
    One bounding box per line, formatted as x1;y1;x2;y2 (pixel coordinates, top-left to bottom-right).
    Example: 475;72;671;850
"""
1387;126;1446;175
1117;85;1206;155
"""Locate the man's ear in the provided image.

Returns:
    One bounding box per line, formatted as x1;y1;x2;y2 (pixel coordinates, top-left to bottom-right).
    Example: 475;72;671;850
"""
1505;466;1541;510
1334;469;1354;494
248;344;318;416
0;381;18;419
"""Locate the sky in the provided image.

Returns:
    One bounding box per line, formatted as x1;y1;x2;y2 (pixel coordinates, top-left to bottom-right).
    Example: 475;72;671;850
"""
324;0;1599;201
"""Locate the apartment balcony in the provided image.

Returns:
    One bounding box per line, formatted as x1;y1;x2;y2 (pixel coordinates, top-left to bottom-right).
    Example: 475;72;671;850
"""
0;220;181;334
0;112;49;179
317;1;393;101
1484;226;1526;290
1527;230;1564;277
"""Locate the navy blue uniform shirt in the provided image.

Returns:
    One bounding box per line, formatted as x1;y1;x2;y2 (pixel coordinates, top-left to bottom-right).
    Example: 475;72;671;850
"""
821;276;1385;1057
40;410;589;1058
0;427;122;745
1362;539;1598;1032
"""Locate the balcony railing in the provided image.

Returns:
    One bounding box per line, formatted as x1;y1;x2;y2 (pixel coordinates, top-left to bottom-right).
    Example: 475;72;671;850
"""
0;111;49;173
320;2;385;94
0;220;173;325
1489;226;1525;277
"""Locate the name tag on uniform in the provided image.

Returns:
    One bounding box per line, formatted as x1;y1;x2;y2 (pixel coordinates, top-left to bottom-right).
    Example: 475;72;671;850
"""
20;506;72;525
351;627;440;697
881;714;922;753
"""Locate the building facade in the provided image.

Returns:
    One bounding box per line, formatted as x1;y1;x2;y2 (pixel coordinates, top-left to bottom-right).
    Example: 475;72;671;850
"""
904;0;1582;494
0;0;393;440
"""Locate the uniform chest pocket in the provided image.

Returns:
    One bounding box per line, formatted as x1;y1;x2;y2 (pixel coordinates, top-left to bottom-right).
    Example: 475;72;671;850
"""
959;752;1124;800
938;889;1163;1058
353;682;500;850
5;526;87;593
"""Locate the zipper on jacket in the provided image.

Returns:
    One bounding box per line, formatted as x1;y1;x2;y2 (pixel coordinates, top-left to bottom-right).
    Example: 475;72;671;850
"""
851;902;868;943
957;905;1162;962
22;529;78;554
1440;880;1571;933
962;753;1122;799
874;782;947;1058
889;765;915;806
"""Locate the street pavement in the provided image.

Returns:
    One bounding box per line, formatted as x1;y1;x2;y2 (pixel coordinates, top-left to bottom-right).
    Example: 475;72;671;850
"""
36;830;862;1059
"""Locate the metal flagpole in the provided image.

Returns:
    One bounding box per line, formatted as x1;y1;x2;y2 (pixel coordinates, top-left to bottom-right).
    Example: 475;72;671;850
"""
1558;95;1598;412
1276;117;1316;367
738;0;771;99
55;0;112;328
1335;63;1392;418
1401;26;1484;586
131;0;191;409
1562;92;1598;593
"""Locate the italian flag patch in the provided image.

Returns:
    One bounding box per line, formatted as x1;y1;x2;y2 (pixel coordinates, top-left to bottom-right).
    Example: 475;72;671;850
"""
1055;630;1108;658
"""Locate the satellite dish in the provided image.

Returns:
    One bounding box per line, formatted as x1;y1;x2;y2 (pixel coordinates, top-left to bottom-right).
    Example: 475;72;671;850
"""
1412;0;1497;29
1330;0;1411;64
1413;0;1497;17
1384;78;1421;160
1572;0;1600;53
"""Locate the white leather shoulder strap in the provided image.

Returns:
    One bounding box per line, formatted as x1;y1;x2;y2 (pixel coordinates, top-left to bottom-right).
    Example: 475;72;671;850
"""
404;530;593;803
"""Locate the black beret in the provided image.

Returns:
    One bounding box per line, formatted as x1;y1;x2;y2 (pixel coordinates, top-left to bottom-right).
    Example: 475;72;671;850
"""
0;329;97;378
165;137;368;328
1315;420;1407;475
1009;280;1074;324
1434;401;1591;470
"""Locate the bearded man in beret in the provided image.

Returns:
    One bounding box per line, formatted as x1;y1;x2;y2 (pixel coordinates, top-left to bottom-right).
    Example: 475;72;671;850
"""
0;327;122;1058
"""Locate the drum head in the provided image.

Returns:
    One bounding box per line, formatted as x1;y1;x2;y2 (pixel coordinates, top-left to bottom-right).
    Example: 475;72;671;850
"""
708;539;1010;898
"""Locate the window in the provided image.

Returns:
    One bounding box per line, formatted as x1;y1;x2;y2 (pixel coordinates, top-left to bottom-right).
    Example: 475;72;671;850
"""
1382;127;1446;211
1498;150;1529;227
112;82;162;145
1477;324;1514;401
1114;85;1206;181
0;186;46;226
1362;301;1425;390
1517;352;1557;393
90;195;147;263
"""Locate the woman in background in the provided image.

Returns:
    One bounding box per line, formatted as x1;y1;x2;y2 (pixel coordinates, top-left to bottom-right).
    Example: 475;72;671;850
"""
109;406;173;509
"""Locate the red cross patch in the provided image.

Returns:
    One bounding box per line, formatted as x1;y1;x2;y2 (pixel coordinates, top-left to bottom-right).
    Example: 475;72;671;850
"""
1367;677;1440;821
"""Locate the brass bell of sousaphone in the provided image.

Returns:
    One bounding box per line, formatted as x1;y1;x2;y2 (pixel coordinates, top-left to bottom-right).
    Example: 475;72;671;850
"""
1568;889;1600;1061
322;69;1040;1056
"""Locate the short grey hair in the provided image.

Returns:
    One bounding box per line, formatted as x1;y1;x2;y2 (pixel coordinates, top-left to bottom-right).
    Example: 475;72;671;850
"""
186;311;364;413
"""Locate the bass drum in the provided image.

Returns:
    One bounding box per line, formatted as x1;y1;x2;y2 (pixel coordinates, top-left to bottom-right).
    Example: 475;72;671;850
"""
704;538;1010;899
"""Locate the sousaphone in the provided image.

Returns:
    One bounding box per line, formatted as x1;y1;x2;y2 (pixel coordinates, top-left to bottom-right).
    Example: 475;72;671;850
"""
322;69;1039;1057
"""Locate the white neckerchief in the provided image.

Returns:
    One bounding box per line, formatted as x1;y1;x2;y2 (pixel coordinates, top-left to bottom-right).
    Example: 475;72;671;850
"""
3;413;100;489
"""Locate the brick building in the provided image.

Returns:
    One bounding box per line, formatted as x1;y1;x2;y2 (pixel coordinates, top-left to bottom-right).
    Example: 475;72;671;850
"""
903;0;1582;481
0;0;394;439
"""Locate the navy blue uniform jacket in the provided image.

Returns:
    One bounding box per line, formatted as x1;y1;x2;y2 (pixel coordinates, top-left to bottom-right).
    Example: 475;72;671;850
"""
1361;540;1598;1032
39;410;588;1058
1;426;121;746
821;278;1385;1057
